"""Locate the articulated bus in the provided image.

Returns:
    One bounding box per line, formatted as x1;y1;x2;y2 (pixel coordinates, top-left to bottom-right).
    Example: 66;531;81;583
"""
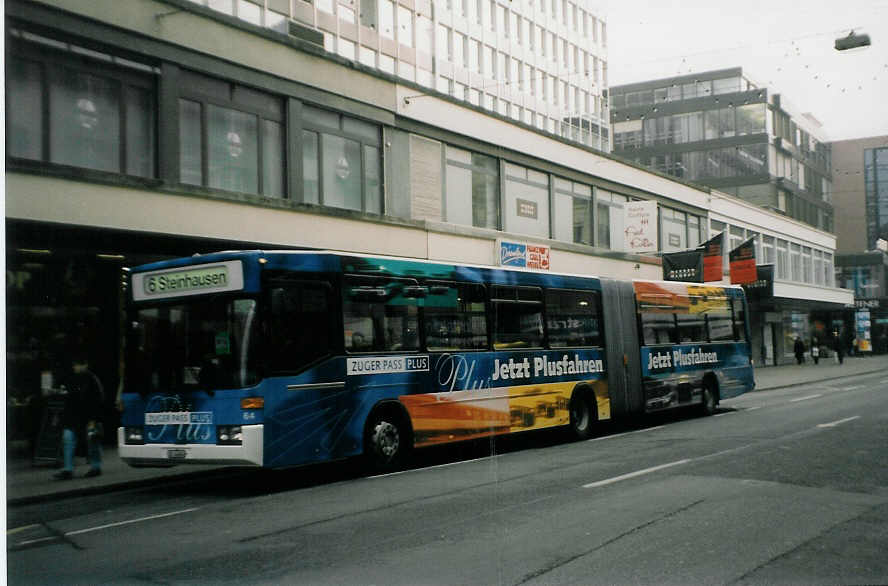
118;250;754;471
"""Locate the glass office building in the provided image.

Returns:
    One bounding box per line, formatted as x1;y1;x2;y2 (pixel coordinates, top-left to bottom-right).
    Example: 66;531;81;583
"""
610;67;833;233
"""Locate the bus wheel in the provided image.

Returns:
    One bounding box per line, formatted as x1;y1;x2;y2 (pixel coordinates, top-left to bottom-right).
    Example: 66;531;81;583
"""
568;392;595;441
365;408;410;472
700;380;718;416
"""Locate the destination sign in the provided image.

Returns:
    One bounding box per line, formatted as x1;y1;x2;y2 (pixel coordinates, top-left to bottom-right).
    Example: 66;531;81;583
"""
132;260;244;301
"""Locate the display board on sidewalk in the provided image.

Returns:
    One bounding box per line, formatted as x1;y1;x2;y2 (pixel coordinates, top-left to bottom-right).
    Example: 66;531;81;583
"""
33;398;65;465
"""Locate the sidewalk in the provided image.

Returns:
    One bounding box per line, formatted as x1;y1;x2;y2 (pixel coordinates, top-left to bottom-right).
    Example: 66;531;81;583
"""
7;354;888;506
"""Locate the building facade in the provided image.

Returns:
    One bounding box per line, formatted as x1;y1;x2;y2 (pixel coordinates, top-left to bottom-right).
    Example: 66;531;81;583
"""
183;0;612;151
708;193;848;365
831;136;888;253
609;67;834;234
5;0;850;450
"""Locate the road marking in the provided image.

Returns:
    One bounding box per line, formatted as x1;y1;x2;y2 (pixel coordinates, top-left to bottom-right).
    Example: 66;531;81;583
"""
587;425;665;442
744;406;762;412
7;524;40;535
817;416;861;428
583;459;691;488
840;385;862;391
789;394;822;403
64;507;200;537
880;379;888;385
368;456;495;478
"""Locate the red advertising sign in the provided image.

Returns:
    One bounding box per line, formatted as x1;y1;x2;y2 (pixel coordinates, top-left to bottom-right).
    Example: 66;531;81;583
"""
526;245;550;270
702;232;724;282
729;237;757;285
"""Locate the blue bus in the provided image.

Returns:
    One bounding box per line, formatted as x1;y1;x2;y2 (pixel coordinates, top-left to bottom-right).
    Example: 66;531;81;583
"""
118;250;754;470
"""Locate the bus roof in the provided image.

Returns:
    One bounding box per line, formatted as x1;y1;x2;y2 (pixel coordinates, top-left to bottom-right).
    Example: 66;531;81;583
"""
128;249;746;293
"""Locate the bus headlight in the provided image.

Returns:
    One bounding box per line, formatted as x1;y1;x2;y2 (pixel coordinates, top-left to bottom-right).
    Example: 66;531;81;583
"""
217;425;243;445
124;426;145;444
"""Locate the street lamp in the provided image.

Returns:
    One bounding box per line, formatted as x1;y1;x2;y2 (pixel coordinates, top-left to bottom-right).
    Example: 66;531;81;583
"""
835;31;871;51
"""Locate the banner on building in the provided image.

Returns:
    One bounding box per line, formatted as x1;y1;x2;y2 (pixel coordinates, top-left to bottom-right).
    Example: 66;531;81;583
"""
702;232;724;282
623;200;658;254
729;236;757;284
662;249;703;282
742;264;774;299
496;239;550;270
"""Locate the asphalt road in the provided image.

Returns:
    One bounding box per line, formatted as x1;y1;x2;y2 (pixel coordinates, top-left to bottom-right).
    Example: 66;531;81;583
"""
8;372;888;585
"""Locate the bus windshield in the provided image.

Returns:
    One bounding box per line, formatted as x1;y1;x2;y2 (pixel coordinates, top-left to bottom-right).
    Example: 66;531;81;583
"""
126;296;260;394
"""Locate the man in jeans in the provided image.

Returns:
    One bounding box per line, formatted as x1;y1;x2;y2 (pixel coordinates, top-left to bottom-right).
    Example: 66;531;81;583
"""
52;353;104;480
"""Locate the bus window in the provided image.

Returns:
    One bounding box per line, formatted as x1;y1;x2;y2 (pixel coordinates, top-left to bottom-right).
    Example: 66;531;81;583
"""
267;280;334;373
491;286;543;349
545;289;602;347
707;302;734;342
676;312;706;343
640;312;678;345
424;281;487;350
344;276;420;352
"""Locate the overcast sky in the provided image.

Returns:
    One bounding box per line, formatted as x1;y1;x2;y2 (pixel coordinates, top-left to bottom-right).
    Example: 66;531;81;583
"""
603;0;888;141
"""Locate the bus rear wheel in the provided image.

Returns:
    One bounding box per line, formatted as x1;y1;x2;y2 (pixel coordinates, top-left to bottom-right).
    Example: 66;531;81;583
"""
568;392;595;441
700;380;718;416
365;408;410;472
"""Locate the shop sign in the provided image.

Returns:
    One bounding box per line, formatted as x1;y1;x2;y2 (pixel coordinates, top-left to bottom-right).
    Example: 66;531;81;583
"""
515;198;538;219
623;201;658;254
662;249;703;282
854;299;881;309
496;239;550;270
742;264;774;299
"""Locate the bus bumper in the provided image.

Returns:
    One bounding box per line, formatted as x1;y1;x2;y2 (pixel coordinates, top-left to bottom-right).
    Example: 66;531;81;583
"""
117;425;264;467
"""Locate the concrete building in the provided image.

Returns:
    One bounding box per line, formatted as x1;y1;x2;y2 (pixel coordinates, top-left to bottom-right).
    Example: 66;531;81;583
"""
181;0;612;151
5;0;850;449
609;67;834;233
831;136;888;353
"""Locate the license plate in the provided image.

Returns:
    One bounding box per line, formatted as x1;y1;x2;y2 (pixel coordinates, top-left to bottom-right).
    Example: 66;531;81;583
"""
168;448;188;460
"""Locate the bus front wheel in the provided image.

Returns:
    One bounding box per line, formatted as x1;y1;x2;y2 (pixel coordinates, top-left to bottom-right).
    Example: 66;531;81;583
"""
568;392;595;441
364;407;411;472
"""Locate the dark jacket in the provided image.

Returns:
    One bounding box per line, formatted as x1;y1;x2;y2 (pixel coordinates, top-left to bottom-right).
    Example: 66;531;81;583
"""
793;338;805;356
59;368;104;431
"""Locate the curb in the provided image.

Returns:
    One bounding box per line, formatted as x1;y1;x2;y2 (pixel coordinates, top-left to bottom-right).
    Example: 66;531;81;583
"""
7;467;241;508
752;366;888;393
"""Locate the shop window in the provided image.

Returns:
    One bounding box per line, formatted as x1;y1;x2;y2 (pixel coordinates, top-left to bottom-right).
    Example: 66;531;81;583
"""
179;70;284;198
7;40;156;178
445;146;500;229
503;164;549;239
553;178;592;245
302;105;382;213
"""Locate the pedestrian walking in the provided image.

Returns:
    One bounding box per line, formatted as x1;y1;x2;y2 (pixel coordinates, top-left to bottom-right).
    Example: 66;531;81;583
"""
793;336;805;365
836;338;844;364
811;342;820;365
52;352;105;480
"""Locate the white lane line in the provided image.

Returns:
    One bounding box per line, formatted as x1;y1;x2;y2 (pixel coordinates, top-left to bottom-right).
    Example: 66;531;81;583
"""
587;425;665;442
64;507;200;537
744;406;762;412
583;459;691;488
789;394;822;403
880;379;888;385
817;416;861;428
840;385;862;391
368;456;494;479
